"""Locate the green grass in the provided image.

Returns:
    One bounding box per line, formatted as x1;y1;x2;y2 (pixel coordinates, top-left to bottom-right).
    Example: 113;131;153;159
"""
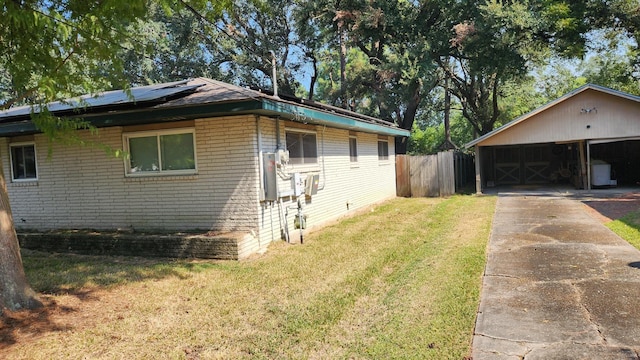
6;195;496;360
606;209;640;250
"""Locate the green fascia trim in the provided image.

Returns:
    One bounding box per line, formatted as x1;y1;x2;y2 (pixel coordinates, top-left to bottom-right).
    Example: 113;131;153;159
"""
0;98;409;137
0;121;36;135
0;100;266;136
261;99;409;136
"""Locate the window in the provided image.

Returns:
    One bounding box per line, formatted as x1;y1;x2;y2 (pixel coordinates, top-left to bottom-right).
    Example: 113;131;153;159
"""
124;129;196;175
378;138;389;161
10;143;37;181
286;130;317;164
349;135;358;162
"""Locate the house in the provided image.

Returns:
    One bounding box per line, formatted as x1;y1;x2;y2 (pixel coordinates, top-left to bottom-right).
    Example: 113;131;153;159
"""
466;84;640;193
0;78;409;259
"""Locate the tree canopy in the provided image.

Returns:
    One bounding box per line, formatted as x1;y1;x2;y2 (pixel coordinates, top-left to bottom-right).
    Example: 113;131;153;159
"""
3;0;639;146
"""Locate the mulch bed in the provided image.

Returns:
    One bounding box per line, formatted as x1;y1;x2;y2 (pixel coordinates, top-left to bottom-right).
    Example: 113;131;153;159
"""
582;192;640;223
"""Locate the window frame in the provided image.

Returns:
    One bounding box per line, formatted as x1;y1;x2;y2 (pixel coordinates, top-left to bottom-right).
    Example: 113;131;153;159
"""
286;128;318;165
378;138;389;161
123;128;197;177
9;142;38;182
349;135;358;163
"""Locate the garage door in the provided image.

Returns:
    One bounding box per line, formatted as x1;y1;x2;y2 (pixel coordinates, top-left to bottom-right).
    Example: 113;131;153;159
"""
494;146;520;184
493;145;552;185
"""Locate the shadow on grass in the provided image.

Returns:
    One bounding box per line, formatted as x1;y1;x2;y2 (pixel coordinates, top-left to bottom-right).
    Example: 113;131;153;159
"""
619;213;640;231
0;249;221;351
21;249;219;295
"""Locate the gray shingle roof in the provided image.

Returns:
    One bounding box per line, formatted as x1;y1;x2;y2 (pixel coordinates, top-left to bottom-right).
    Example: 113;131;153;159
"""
0;79;203;119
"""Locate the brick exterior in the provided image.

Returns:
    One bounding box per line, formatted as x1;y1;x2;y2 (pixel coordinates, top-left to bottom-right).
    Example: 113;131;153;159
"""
4;115;397;258
256;119;397;246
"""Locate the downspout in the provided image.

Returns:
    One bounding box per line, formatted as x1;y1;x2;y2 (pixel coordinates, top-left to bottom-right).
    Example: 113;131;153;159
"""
275;116;282;150
256;115;264;248
256;115;264;201
271;115;290;242
318;125;327;190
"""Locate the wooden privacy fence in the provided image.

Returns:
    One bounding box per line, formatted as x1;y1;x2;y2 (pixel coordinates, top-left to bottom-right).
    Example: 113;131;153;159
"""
396;152;474;197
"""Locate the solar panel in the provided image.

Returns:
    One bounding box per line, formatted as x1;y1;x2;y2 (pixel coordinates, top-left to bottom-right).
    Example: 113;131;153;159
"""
0;80;201;119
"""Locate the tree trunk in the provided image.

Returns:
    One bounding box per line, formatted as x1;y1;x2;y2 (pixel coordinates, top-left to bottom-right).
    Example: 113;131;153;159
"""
439;84;458;151
339;26;347;109
395;136;408;155
394;80;422;155
0;161;41;313
444;85;451;141
308;53;318;100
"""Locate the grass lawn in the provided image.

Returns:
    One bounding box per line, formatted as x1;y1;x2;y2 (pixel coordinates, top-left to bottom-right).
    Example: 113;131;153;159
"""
1;195;496;359
606;209;640;250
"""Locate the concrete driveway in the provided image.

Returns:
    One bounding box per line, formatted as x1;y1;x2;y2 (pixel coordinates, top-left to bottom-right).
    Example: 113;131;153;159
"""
472;187;640;359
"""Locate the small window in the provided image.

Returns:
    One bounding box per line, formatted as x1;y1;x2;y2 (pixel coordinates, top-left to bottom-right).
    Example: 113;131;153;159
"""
286;130;317;164
124;129;196;175
10;143;37;181
349;136;358;162
378;139;389;161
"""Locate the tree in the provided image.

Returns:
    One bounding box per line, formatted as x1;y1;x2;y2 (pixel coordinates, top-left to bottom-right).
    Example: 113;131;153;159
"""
302;0;596;149
408;112;474;155
587;0;640;72
115;3;227;86
178;0;309;96
429;0;591;136
0;0;142;312
302;0;441;153
0;0;231;313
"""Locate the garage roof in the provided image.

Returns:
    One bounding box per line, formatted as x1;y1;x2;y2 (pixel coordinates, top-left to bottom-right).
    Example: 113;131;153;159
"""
465;84;640;148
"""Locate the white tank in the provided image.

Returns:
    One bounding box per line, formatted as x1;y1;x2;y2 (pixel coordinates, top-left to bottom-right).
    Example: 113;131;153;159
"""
591;163;611;186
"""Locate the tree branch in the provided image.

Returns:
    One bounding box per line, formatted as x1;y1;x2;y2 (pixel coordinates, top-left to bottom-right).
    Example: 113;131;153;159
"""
1;48;77;110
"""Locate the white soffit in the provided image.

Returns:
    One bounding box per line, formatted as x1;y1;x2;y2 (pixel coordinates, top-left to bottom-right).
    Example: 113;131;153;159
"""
589;136;640;145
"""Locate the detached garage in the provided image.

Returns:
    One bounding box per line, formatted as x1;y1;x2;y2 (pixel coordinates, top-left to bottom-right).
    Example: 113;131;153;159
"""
466;84;640;193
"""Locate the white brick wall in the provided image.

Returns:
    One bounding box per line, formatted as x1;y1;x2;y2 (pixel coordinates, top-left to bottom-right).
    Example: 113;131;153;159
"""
256;119;397;245
5;116;261;233
3;115;399;256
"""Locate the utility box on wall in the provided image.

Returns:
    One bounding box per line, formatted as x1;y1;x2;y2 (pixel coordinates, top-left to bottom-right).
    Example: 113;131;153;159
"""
263;153;278;201
292;173;305;196
305;174;319;196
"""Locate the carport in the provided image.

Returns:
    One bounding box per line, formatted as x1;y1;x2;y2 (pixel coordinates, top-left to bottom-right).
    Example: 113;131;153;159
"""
466;84;640;193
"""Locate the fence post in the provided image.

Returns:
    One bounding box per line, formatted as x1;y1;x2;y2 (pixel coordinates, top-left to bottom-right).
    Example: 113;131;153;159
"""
395;155;411;197
437;151;455;196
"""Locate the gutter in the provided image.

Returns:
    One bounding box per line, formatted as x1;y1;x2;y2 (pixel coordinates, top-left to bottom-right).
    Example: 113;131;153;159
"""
261;99;409;137
0;98;410;138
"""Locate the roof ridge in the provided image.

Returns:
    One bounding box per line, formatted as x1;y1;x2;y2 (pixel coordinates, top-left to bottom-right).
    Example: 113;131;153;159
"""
189;77;267;101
